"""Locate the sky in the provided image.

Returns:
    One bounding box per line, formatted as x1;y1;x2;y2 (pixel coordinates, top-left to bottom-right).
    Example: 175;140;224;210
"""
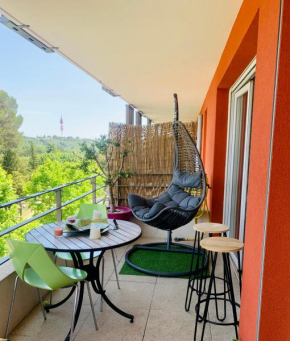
0;23;131;139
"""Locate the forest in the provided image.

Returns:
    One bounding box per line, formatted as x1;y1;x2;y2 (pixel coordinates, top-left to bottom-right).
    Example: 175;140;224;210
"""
0;90;104;258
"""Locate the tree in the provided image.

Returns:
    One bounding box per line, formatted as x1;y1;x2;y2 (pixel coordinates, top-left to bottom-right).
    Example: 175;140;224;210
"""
0;90;23;151
11;170;26;197
2;148;19;174
28;142;38;170
25;158;104;224
81;135;135;213
0;165;19;258
2;149;29;196
38;151;82;165
46;143;56;153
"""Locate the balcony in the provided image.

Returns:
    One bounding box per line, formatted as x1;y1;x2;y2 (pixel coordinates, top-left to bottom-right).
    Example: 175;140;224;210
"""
3;240;240;341
0;175;241;341
3;0;286;339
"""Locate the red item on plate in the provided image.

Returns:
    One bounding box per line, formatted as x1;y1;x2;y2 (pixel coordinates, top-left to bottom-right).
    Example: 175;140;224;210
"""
67;217;76;223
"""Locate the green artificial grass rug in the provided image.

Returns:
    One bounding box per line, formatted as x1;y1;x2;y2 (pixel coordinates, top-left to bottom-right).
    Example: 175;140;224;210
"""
120;245;209;279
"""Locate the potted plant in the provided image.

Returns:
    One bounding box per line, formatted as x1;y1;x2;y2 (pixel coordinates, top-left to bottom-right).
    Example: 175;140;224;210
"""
81;135;135;221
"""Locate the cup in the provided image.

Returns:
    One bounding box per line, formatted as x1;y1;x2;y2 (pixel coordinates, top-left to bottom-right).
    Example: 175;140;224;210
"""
93;210;102;220
54;226;63;237
90;225;101;239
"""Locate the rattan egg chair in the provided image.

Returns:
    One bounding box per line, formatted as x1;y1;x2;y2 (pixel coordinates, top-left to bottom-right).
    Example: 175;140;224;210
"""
125;94;208;277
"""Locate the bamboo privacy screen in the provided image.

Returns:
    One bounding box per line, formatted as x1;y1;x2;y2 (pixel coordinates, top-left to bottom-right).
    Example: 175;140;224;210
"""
109;121;197;206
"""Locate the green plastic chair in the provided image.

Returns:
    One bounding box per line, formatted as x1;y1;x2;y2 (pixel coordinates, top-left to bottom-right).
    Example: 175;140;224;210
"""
76;204;108;220
5;239;98;341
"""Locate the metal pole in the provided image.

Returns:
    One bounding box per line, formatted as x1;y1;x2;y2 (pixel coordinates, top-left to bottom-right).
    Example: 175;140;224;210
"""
18;202;23;217
135;111;142;125
125;105;134;124
173;93;179;122
55;189;62;223
116;178;119;206
91;177;97;204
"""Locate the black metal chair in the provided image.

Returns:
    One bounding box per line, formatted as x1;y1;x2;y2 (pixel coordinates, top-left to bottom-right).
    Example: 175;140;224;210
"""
125;94;208;277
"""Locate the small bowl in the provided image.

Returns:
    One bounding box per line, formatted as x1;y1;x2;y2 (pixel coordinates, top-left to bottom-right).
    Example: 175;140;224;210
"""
67;216;76;223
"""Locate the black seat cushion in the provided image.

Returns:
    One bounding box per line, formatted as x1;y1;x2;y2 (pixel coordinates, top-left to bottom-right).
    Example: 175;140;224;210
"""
128;183;201;220
127;194;155;219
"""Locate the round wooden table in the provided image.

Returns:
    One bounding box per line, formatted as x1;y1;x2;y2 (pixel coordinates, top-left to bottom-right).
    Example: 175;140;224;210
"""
26;219;142;341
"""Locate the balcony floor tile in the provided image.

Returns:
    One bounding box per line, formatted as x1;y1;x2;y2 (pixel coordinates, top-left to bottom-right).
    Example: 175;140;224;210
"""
8;237;241;341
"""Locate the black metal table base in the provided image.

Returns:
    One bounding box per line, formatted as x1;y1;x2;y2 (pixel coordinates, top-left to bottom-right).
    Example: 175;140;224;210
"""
92;251;134;323
43;249;134;341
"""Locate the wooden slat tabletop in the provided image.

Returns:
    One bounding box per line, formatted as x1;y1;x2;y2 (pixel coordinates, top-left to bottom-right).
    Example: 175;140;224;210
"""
25;220;142;252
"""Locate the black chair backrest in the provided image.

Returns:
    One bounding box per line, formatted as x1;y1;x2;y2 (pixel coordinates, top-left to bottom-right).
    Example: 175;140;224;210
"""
172;120;206;204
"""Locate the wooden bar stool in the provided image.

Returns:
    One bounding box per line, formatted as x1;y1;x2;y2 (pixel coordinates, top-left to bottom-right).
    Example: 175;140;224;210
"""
194;237;244;341
185;223;229;313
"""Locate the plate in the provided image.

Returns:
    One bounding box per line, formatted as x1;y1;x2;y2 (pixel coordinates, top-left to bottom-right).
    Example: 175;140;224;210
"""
64;221;110;234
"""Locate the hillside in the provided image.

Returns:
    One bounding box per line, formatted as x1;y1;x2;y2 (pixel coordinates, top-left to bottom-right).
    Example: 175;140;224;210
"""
20;136;95;156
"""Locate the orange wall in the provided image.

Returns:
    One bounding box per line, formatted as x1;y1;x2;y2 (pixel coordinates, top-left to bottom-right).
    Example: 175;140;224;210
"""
199;0;281;339
200;0;261;214
258;0;290;338
240;1;280;339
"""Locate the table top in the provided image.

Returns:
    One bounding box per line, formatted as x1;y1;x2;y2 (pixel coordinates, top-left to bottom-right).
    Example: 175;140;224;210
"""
25;220;142;252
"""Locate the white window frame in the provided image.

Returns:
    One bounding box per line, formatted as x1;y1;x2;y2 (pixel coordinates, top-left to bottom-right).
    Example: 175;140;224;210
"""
196;115;203;153
223;57;256;266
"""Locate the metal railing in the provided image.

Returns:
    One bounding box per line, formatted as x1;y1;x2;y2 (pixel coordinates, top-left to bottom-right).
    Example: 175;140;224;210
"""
0;174;105;265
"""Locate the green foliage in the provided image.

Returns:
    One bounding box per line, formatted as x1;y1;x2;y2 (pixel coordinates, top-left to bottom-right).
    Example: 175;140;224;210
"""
0;166;18;228
25;158;104;225
39;151;82;165
20;136;95;157
0;90;27;198
81;135;135;212
0;165;20;258
2;149;28;196
0;155;104;259
2;149;19;174
117;169;136;179
10;170;26;197
0;90;105;259
46;143;56;154
28;142;38;170
0;90;23;151
81;134;134;184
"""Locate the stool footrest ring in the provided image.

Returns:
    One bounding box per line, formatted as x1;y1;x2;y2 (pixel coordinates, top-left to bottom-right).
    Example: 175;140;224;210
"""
189;275;230;296
195;297;240;327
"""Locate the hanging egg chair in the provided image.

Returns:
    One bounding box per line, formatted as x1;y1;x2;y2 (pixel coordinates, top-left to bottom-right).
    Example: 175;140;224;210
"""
125;94;208;277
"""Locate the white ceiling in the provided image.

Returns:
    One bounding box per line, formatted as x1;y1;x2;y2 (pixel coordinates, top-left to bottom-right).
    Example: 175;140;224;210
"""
0;0;242;122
